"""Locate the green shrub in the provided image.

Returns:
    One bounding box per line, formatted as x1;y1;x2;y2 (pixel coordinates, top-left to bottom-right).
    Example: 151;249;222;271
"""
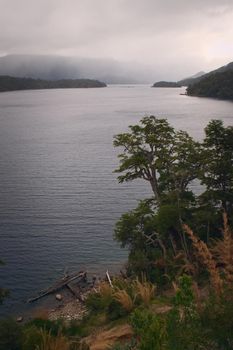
0;318;22;350
200;290;233;349
107;299;128;321
63;319;84;337
85;291;112;313
22;325;42;350
130;309;166;350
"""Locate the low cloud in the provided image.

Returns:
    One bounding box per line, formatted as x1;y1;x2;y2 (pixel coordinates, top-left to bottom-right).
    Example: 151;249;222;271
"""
0;0;233;79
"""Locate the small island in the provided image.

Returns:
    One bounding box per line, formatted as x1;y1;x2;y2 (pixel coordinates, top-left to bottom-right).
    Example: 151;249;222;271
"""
152;81;181;88
0;75;107;92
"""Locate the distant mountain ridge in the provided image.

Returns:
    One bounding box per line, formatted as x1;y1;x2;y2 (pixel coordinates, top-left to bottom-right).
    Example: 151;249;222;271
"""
189;71;206;79
0;54;153;84
152;61;233;92
151;61;233;101
179;62;233;86
178;71;206;86
152;71;206;88
0;75;106;92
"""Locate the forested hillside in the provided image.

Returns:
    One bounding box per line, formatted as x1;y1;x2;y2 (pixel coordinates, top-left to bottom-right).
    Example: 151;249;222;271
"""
187;70;233;100
0;75;106;92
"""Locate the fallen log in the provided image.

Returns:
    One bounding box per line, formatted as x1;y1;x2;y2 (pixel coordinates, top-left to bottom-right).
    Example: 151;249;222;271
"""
27;271;87;303
66;283;86;303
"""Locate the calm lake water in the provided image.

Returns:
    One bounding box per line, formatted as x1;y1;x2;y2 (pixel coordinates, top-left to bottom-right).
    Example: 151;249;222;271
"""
0;85;233;316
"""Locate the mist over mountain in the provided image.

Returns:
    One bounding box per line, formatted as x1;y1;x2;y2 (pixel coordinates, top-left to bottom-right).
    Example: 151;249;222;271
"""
0;54;158;84
179;62;233;86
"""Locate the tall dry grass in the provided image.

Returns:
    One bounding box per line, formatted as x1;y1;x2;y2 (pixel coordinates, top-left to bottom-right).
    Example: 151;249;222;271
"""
35;330;71;350
211;212;233;284
182;223;223;294
114;289;134;312
134;277;156;306
99;282;113;299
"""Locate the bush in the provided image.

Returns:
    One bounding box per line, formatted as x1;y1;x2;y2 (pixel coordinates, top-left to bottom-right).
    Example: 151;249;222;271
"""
22;325;42;350
200;290;233;349
0;318;22;350
130;309;166;350
107;299;128;321
85;291;112;313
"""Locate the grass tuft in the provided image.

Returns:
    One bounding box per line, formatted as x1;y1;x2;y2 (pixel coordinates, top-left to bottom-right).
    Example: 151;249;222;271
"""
114;289;134;313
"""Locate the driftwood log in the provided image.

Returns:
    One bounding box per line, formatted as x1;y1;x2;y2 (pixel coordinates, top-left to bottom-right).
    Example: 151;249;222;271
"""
27;271;87;303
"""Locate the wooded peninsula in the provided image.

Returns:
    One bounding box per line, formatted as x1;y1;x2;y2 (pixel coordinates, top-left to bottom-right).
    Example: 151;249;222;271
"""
0;75;107;92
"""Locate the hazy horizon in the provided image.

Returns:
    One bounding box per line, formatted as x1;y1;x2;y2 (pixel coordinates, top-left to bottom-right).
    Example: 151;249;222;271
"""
0;53;228;83
1;0;233;81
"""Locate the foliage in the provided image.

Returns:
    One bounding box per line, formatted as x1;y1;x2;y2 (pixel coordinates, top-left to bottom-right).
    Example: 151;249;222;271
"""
26;318;64;337
113;116;200;202
0;318;23;350
107;299;128;321
211;212;233;284
86;276;157;322
133;277;156;306
34;329;71;350
131;309;166;350
183;223;223;294
187;70;233;101
200;290;233;349
200;119;233;216
130;276;204;350
114;117;233;286
172;275;195;309
22;325;43;350
183;212;233;293
114;289;134;313
86;288;113;313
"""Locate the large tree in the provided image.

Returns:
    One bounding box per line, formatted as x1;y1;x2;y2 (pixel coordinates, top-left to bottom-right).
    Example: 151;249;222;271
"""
114;117;233;283
113;116;200;204
114;117;201;281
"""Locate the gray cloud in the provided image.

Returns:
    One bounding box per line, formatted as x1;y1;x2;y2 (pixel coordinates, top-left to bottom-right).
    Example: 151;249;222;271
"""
0;0;233;80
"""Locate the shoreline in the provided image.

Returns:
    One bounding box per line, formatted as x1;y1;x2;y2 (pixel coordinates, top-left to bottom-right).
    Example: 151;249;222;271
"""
12;266;126;323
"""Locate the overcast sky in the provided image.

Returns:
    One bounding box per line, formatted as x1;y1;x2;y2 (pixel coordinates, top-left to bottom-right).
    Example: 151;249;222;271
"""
1;0;233;79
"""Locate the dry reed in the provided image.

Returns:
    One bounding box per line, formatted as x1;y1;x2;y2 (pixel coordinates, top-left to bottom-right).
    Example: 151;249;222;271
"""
99;282;113;298
134;277;156;306
183;223;223;294
211;212;233;284
114;288;134;312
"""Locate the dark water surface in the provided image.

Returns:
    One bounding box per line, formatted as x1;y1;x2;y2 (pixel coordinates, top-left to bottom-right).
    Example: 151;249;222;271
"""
0;85;232;316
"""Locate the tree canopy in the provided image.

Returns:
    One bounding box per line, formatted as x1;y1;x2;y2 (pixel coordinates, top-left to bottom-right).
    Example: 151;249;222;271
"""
114;116;233;283
114;116;200;204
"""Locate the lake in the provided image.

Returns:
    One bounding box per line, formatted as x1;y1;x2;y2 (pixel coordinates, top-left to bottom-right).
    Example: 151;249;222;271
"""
0;85;233;316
